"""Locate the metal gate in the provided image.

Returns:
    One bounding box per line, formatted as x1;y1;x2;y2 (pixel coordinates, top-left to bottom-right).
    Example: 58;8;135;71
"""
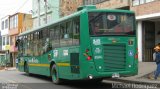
142;21;155;62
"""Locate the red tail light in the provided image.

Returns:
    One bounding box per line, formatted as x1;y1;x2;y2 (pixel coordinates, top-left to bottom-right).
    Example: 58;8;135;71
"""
135;48;138;59
84;49;92;61
87;56;92;61
135;53;138;59
86;49;89;52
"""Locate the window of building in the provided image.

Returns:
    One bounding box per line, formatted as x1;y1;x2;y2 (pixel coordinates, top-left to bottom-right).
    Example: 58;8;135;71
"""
15;15;18;27
2;37;5;46
13;16;15;28
10;15;18;29
83;0;107;5
10;18;12;29
10;17;13;29
0;37;2;47
10;36;14;45
1;21;4;30
5;19;8;29
6;36;9;45
146;0;155;3
132;0;155;6
140;0;145;4
132;0;140;6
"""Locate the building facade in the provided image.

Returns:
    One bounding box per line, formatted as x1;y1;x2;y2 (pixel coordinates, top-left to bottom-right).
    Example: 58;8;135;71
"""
32;0;84;28
131;0;160;62
0;16;10;66
21;14;33;32
60;0;83;17
32;0;59;28
9;13;33;67
1;16;10;51
84;0;130;10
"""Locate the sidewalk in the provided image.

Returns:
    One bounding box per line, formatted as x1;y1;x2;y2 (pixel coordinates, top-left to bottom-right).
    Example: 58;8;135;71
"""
0;67;16;71
109;62;160;85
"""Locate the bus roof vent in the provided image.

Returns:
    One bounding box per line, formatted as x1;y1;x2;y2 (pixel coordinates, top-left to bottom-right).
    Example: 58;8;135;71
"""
77;5;96;11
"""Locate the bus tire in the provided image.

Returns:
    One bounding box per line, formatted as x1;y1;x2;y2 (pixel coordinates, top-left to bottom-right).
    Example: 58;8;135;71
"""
51;64;61;84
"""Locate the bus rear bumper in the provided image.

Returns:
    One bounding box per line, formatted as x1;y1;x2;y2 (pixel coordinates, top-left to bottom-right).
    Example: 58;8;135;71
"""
83;70;138;80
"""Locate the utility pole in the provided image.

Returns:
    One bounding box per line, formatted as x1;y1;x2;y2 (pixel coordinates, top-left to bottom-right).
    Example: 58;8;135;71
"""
44;0;47;24
38;0;41;26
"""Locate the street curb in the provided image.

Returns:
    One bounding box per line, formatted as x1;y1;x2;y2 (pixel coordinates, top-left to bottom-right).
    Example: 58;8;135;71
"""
106;78;160;87
0;70;5;72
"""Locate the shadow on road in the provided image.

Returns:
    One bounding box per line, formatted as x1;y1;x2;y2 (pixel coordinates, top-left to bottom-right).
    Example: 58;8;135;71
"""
21;73;112;89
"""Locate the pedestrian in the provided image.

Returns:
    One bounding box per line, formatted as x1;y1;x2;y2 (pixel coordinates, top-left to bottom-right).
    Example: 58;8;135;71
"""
153;43;160;61
16;57;19;69
154;45;160;80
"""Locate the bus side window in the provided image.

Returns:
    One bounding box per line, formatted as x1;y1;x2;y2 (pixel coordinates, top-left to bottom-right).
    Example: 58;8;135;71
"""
52;25;60;48
60;21;73;47
38;31;43;55
73;18;80;46
60;23;66;47
42;29;50;54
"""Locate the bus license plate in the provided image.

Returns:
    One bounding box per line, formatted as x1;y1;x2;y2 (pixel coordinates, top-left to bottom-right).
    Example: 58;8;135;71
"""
112;73;120;78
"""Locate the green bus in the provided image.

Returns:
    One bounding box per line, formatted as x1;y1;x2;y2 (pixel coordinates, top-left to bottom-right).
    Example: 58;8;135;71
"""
17;5;138;84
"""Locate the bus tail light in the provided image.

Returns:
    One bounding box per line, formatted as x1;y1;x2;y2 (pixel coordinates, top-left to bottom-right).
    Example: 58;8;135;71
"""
87;56;92;61
84;49;92;61
135;48;138;59
86;49;89;52
135;53;138;59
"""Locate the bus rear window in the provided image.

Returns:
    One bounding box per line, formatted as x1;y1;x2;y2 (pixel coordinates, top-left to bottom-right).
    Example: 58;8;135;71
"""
89;12;135;36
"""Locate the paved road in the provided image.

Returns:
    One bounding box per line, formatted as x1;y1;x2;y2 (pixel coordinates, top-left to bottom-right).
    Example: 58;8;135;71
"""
0;70;112;89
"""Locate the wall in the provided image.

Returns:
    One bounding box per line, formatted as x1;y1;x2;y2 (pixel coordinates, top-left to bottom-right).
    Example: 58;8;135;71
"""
21;14;33;32
32;0;60;28
131;0;160;16
96;0;130;9
60;0;83;17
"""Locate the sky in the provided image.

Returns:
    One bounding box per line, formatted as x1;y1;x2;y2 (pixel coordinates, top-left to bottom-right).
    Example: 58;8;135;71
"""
0;0;32;18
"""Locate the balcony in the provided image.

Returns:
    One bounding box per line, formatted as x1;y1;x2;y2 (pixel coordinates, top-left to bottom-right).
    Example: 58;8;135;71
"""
9;28;19;36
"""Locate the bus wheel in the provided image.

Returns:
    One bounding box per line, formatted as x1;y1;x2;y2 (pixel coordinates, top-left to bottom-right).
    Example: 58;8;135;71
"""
51;64;61;84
